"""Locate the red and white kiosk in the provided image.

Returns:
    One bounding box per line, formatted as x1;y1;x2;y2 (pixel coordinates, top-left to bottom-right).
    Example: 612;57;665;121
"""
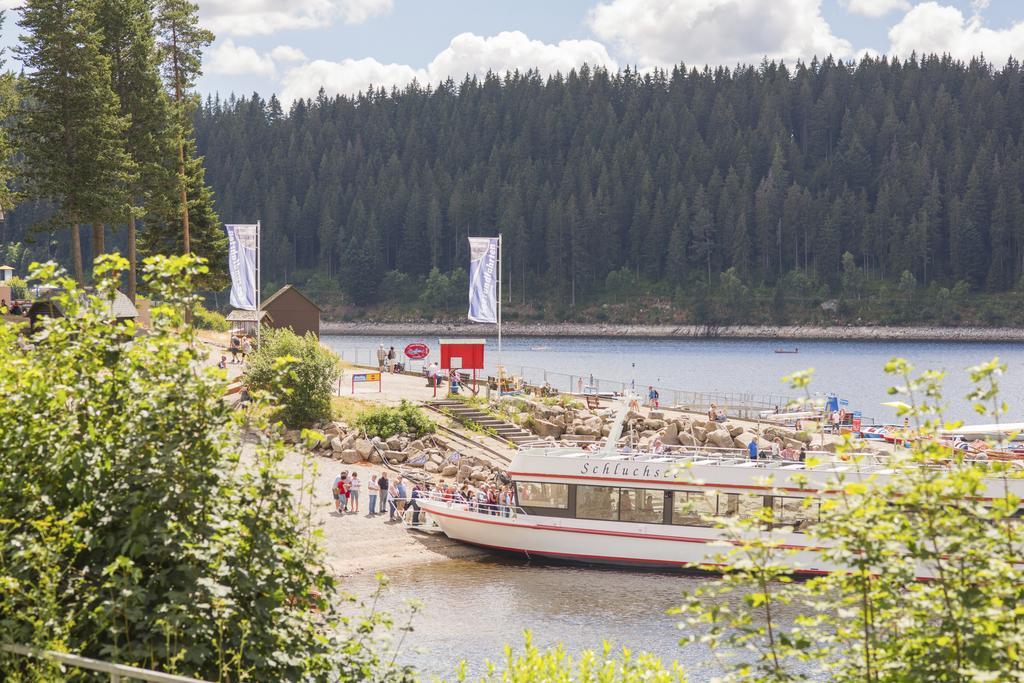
439;338;485;395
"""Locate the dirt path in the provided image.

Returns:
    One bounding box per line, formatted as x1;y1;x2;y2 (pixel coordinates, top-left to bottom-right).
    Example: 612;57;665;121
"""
273;447;485;578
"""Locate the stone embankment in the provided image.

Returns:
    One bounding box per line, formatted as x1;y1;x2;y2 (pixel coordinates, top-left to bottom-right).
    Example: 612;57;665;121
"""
282;421;508;485
493;395;876;455
322;320;1024;342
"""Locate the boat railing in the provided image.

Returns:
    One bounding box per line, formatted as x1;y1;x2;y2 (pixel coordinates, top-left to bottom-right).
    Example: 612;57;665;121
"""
514;441;1007;473
413;489;530;520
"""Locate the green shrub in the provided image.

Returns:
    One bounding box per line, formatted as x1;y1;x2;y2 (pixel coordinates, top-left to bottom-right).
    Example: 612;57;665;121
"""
459;632;686;682
356;399;435;438
194;302;229;331
0;253;405;681
244;327;341;426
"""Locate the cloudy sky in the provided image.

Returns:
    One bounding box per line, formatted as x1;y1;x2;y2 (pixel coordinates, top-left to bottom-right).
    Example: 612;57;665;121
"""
5;0;1024;102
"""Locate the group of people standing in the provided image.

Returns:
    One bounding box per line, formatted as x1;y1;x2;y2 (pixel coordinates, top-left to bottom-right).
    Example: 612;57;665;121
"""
332;468;516;524
376;344;403;373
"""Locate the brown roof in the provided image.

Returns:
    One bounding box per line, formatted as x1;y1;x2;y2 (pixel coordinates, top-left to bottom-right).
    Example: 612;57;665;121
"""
260;284;323;312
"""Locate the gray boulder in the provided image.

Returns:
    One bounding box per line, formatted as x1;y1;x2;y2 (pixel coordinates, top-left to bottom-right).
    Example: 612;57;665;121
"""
425;461;441;473
706;429;735;448
441;464;458;477
355;439;374;459
692;426;708;443
385;449;407;464
649;411;665;420
644;418;666;431
677;432;697;447
340;449;362;464
532;419;563;439
330;436;345;453
386;436;402;451
662;422;680;446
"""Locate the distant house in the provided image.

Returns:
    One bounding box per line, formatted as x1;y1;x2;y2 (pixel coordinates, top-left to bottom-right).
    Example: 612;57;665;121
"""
28;290;138;330
260;285;322;338
225;309;272;337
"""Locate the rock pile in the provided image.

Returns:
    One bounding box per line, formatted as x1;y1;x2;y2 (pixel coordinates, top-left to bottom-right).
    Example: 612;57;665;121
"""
282;421;508;484
498;397;816;452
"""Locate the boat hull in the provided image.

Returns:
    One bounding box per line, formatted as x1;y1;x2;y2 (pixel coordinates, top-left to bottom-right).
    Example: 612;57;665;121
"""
418;499;835;575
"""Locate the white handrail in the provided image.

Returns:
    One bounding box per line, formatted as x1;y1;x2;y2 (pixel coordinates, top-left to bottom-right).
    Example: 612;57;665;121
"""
1;643;210;683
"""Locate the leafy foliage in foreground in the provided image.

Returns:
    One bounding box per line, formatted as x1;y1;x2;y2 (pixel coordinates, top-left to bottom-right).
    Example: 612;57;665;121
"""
455;632;687;683
244;325;341;427
0;253;410;681
356;399;436;439
675;358;1024;682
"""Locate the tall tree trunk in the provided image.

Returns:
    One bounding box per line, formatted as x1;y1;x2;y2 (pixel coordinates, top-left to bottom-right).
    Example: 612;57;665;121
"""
178;138;190;254
71;223;84;284
127;214;137;302
92;223;105;259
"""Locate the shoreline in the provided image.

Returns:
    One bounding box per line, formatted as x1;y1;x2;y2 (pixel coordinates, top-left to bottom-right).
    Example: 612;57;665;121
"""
321;321;1024;343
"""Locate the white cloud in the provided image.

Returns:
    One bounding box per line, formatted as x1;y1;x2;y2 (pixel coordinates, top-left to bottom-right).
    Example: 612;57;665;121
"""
888;2;1024;64
425;32;616;83
206;39;276;77
279;30;618;103
339;0;393;25
197;0;393;37
841;0;910;18
270;45;308;63
588;0;853;68
280;57;419;102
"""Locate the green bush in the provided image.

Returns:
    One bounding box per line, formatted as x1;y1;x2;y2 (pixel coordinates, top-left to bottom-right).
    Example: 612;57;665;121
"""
244;327;341;426
459;633;686;682
194;302;229;331
356;399;435;438
0;253;407;681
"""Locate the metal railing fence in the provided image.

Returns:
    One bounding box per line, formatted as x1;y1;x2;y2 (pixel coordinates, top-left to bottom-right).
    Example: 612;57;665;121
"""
0;643;209;683
327;346;793;418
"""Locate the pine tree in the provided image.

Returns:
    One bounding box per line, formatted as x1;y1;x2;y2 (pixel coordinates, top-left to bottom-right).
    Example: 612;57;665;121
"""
154;0;212;257
96;0;174;300
16;0;136;283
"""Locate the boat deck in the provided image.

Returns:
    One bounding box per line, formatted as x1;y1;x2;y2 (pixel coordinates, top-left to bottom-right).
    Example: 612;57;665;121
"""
515;443;1005;475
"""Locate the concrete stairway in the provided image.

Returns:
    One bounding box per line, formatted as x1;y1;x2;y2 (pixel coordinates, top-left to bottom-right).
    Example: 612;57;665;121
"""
427;399;537;447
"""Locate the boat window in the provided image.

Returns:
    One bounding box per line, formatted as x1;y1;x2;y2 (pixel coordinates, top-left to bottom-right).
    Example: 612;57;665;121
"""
620;488;663;524
671;491;718;527
576;485;620;521
515;482;569;509
770;496;819;532
718;493;765;519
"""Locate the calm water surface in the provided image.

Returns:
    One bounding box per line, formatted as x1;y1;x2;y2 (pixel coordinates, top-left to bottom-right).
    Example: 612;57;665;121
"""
324;334;1024;421
329;334;1019;678
342;555;808;680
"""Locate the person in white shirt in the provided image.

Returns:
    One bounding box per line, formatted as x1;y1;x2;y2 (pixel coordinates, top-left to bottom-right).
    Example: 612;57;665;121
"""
367;473;379;516
348;473;361;513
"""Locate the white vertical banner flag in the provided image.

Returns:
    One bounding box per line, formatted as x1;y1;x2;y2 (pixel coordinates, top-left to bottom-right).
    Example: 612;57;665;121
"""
226;223;258;310
467;236;498;323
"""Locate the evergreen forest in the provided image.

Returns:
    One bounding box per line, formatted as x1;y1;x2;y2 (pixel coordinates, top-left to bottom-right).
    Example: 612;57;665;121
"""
10;53;1024;324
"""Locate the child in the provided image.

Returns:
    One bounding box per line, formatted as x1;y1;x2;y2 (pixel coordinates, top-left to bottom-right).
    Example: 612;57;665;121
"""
217;355;227;370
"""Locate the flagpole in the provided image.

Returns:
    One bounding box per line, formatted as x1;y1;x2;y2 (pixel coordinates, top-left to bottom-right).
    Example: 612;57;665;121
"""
493;235;497;360
256;220;262;344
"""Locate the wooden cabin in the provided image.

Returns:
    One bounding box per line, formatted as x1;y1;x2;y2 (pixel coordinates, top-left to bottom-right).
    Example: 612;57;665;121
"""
260;285;322;338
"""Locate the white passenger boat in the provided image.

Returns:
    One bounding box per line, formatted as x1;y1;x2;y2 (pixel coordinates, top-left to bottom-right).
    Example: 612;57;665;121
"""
417;401;1024;578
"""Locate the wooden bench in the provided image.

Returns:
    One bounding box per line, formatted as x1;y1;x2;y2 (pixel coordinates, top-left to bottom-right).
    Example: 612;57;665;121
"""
585;394;600;410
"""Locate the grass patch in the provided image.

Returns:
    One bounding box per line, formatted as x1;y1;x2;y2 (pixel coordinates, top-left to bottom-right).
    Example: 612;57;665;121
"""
330;396;376;424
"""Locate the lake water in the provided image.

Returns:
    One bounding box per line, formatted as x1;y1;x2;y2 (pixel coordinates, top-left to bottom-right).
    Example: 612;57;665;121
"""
323;334;1024;422
342;555;811;680
327;334;1021;679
